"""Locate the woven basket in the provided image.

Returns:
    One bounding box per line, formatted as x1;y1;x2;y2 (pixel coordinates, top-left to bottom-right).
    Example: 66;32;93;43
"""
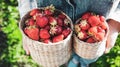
73;19;109;59
19;8;73;67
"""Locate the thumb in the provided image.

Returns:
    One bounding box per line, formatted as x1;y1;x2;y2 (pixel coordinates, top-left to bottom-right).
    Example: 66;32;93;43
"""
105;30;119;53
23;44;30;55
22;37;30;55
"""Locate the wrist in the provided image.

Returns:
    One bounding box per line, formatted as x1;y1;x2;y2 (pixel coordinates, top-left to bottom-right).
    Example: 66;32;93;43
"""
107;19;120;33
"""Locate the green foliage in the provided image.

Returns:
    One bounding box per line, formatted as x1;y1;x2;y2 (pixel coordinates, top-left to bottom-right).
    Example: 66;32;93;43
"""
90;35;120;67
0;0;39;67
0;0;120;67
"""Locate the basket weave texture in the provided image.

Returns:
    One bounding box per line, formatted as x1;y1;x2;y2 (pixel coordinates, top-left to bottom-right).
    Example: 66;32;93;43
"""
73;20;109;59
73;34;107;59
19;8;73;67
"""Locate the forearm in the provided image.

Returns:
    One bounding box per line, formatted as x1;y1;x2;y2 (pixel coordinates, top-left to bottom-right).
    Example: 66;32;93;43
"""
107;19;120;33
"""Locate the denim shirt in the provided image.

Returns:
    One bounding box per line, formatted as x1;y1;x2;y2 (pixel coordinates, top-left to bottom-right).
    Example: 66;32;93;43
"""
18;0;120;22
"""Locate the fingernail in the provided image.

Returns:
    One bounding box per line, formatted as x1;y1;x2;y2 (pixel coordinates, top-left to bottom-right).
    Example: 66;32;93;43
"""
26;51;30;55
105;48;110;53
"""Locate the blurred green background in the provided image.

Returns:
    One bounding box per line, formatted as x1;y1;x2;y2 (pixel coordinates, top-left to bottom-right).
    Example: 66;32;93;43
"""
0;0;120;67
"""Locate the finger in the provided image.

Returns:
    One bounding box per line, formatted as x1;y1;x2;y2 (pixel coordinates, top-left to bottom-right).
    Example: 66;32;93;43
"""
23;44;30;55
22;37;30;55
105;29;119;53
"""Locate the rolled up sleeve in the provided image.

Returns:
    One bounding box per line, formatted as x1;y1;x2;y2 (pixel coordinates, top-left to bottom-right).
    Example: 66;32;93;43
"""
17;0;37;19
107;1;120;23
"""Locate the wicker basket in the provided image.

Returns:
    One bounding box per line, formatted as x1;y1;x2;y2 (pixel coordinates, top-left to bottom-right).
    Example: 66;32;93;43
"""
19;8;73;67
73;19;109;59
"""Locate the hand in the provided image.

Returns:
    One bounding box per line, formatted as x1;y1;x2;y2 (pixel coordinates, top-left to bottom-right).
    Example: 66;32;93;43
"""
22;37;30;55
105;19;120;53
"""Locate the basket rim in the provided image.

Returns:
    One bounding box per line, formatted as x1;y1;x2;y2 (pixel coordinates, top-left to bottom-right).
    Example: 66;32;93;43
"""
19;7;73;46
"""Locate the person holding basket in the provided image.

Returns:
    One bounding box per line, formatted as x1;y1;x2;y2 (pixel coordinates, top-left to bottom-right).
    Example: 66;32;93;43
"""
18;0;120;67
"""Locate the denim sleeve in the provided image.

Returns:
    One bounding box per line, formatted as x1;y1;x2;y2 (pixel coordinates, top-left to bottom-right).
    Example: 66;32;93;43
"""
17;0;37;19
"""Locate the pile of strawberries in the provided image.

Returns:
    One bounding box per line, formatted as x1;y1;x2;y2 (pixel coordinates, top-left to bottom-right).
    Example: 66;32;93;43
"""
23;5;71;43
74;12;108;43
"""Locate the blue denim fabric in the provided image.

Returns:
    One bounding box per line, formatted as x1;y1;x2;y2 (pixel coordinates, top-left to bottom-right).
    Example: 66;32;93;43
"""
18;0;120;22
68;53;98;67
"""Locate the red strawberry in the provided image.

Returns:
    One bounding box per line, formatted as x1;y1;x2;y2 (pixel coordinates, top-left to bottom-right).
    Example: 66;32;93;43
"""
56;17;63;26
86;37;96;43
88;15;101;26
30;9;40;16
33;13;43;20
95;32;105;41
44;4;55;15
49;25;62;35
52;34;64;43
88;26;98;36
36;15;48;28
56;26;63;35
49;16;57;26
58;14;66;20
99;15;105;22
81;12;91;20
93;27;105;41
24;26;39;40
39;29;50;39
25;18;34;26
79;20;90;30
97;26;105;33
62;28;71;38
99;22;107;30
43;39;51;44
77;30;88;40
74;24;81;33
44;25;50;31
44;9;53;15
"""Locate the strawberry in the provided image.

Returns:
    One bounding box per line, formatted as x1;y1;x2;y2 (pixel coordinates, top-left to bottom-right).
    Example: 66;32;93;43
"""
99;15;105;22
74;24;81;33
56;17;63;26
49;25;62;35
58;13;66;20
62;28;71;38
79;20;90;30
33;13;43;20
43;39;51;44
88;15;101;26
97;26;105;33
49;16;57;26
92;27;105;41
24;26;39;40
52;34;64;43
56;26;63;35
30;9;40;16
39;29;50;39
44;4;55;15
88;26;98;36
36;15;48;28
95;32;105;41
99;22;107;30
44;25;50;31
25;18;34;26
44;9;53;15
77;30;88;40
81;12;91;20
86;37;96;43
